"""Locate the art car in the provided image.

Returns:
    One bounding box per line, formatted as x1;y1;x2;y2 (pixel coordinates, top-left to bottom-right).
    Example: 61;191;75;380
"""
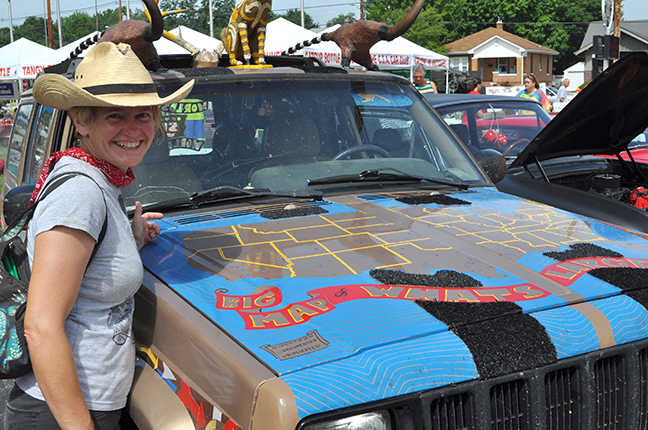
427;51;648;234
5;49;648;430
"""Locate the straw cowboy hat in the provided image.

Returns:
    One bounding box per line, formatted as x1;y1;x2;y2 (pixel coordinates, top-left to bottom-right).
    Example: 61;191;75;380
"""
33;42;194;111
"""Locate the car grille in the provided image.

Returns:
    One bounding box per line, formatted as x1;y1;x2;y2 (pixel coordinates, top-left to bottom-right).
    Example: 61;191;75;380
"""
298;338;648;430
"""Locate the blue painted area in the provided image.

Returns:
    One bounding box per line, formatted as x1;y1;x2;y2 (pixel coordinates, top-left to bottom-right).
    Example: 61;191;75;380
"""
281;330;478;418
589;295;648;345
533;306;600;359
140;186;648;417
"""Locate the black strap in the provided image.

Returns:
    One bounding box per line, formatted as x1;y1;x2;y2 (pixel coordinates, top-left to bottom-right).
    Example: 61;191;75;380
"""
1;172;109;268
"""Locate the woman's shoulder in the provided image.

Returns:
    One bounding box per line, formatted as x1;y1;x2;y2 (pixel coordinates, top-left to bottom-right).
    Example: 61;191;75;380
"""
47;157;111;191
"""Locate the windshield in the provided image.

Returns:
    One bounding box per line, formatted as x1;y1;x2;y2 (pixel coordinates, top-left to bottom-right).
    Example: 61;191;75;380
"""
122;78;488;210
434;100;552;159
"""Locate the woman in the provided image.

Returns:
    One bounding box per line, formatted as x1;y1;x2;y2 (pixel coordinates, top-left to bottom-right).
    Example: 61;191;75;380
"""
4;42;193;430
516;73;552;113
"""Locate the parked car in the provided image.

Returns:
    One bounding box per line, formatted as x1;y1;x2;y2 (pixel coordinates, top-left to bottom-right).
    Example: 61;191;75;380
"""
426;51;648;233
6;49;648;430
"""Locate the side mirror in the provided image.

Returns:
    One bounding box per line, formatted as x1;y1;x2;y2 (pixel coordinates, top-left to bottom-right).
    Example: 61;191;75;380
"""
3;184;35;228
473;149;506;184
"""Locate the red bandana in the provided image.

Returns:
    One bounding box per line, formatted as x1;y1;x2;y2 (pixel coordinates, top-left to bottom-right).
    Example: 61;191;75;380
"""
29;147;135;206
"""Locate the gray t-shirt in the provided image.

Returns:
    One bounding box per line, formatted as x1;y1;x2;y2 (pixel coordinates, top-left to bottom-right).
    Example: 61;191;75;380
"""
17;157;143;411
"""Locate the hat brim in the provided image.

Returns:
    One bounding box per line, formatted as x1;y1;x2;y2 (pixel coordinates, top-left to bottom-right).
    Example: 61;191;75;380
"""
33;73;195;111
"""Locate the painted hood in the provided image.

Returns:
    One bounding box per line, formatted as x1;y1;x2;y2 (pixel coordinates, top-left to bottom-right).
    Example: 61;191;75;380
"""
510;51;648;168
141;187;648;418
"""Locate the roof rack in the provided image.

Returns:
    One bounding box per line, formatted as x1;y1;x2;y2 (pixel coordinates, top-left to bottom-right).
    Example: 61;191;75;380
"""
43;52;331;79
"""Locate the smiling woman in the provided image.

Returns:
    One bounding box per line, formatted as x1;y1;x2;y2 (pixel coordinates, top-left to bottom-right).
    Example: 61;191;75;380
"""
3;42;194;430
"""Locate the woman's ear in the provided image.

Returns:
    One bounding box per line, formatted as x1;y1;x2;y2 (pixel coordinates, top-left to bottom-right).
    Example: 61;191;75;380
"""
71;114;90;137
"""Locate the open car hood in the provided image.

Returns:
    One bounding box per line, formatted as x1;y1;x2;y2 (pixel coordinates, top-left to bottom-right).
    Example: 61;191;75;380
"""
509;51;648;169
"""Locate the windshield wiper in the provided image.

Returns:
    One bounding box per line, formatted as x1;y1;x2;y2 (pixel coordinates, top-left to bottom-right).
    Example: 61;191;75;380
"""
190;186;323;204
307;168;469;190
136;186;323;213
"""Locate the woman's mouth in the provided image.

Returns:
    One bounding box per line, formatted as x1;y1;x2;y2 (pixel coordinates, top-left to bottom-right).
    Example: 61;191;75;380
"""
114;141;141;149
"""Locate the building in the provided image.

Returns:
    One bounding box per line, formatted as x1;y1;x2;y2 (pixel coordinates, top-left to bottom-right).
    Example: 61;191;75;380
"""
575;20;648;82
445;19;558;86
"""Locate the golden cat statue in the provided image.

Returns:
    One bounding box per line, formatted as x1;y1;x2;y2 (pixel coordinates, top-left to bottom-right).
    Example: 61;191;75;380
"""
221;0;272;66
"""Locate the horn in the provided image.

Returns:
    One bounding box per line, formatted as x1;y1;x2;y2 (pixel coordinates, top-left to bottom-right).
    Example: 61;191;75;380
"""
141;0;164;42
384;0;425;41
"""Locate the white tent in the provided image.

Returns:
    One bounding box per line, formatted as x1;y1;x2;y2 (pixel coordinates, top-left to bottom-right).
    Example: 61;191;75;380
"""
302;25;449;91
0;38;54;79
18;32;101;79
265;18;317;56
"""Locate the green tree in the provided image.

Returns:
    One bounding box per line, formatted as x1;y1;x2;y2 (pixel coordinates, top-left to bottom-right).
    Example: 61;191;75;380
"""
277;9;319;29
366;0;600;73
159;0;235;36
326;12;357;27
379;6;447;53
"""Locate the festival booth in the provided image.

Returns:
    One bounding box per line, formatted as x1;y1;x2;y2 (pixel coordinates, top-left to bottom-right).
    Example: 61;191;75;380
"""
265;18;317;56
0;38;54;99
302;25;450;92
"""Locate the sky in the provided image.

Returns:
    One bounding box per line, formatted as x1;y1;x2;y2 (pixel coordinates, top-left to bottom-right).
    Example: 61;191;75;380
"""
0;0;647;30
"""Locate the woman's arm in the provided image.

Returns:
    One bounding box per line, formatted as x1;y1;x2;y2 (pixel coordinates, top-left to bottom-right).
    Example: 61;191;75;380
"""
24;226;96;430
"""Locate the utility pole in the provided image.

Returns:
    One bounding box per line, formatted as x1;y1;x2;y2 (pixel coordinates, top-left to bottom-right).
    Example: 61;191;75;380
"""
56;0;63;48
95;0;99;32
360;0;364;20
209;0;214;37
47;0;54;48
126;0;130;20
8;0;14;43
300;0;305;27
119;0;122;21
613;0;621;39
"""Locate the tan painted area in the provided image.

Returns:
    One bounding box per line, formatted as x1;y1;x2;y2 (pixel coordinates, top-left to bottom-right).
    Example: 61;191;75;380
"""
129;364;195;430
137;272;277;430
570;302;616;349
249;377;300;430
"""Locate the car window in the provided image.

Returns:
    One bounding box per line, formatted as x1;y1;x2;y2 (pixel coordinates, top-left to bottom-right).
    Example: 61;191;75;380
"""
121;79;487;211
437;100;552;158
24;105;55;185
5;103;34;185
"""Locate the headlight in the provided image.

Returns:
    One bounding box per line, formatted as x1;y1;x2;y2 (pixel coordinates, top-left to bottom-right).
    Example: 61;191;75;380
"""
303;411;391;430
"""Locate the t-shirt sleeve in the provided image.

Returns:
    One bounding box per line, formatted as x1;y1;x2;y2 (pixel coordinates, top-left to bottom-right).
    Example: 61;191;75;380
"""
31;174;107;242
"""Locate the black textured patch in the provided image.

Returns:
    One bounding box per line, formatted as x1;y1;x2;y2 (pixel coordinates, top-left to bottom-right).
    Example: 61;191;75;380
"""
174;67;235;77
543;242;622;261
588;267;648;307
302;66;348;74
417;301;557;378
260;206;328;220
370;269;482;287
395;195;471;206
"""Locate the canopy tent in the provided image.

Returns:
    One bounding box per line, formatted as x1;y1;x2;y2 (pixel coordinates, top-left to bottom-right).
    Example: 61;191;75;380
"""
18;32;101;79
265;18;317;56
0;38;54;79
301;25;449;91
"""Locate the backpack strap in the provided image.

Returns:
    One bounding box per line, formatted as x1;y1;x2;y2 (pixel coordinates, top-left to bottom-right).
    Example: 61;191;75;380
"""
1;172;109;269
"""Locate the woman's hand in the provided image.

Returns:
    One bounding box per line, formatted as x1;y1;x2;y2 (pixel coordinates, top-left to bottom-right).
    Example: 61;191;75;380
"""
132;201;163;250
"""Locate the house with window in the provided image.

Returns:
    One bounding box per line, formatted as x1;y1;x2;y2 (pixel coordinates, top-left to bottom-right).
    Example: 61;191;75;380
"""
575;20;648;82
445;20;558;86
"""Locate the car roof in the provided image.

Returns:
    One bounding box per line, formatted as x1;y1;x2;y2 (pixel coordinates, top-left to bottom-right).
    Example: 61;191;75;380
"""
424;93;541;108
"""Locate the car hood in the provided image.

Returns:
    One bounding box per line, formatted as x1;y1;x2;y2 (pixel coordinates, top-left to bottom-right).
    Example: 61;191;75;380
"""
141;188;648;417
510;51;648;169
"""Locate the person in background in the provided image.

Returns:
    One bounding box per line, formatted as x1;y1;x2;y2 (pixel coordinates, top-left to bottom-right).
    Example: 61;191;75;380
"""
4;42;193;430
557;78;570;102
468;77;482;94
516;73;552;113
412;64;438;94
